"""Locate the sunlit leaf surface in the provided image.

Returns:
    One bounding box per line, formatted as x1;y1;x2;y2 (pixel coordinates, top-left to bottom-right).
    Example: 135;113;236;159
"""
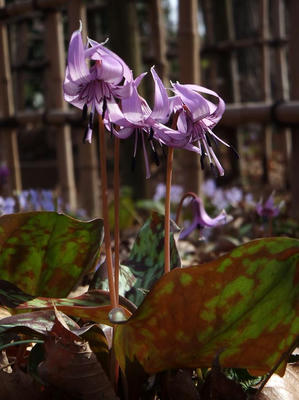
115;237;299;376
0;212;103;297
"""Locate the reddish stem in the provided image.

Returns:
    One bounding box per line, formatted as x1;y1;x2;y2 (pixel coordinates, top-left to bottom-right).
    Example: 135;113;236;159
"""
98;115;117;308
175;191;197;225
113;137;120;305
164;112;179;275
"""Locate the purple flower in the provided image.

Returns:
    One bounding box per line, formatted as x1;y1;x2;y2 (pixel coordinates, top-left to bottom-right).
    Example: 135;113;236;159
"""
179;193;231;239
107;67;188;178
170;83;235;176
63;22;133;143
256;193;281;218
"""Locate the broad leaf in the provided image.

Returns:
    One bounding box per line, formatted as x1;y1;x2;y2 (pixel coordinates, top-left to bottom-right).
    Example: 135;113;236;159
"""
0;212;103;297
114;237;299;376
125;212;181;306
16;289;134;326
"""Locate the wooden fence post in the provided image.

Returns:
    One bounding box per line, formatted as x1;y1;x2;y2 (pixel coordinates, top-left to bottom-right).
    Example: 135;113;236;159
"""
44;9;77;212
288;0;299;217
0;0;22;195
174;0;203;195
67;0;101;217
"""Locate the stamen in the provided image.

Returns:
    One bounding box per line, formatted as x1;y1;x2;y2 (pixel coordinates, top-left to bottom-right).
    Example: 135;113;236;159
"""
82;104;88;120
102;97;107;120
89;111;94;127
149;127;154;141
150;141;160;166
83;127;92;144
205;132;212;147
210;163;218;177
230;144;240;159
200;154;205;170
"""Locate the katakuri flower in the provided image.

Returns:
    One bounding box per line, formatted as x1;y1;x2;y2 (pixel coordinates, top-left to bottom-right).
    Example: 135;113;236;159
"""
63;22;133;143
256;193;283;218
170;83;237;176
106;67;191;178
178;192;231;240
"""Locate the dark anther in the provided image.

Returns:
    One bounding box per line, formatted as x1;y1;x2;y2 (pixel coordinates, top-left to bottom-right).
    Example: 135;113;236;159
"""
131;156;136;172
230;145;240;159
200;154;205;170
83;127;89;144
210;163;218;177
89;112;94;127
196;223;202;230
205;133;212;147
82;104;88;121
102;97;107;120
149;128;154;141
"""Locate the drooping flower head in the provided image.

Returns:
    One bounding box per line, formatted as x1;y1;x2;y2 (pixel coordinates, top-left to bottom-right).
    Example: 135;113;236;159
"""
178;192;231;240
63;22;133;143
170;83;236;176
107;67;189;178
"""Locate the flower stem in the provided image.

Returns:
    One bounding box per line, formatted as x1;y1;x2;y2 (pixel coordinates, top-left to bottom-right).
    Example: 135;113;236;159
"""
164;146;173;274
175;192;197;225
113;137;120;305
99;115;117;308
164;112;179;275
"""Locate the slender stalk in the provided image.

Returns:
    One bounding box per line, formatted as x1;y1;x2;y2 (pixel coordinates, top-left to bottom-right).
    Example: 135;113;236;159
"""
164;112;179;275
0;340;44;351
113;137;120;305
99;115;117;308
175;191;197;225
164;146;173;274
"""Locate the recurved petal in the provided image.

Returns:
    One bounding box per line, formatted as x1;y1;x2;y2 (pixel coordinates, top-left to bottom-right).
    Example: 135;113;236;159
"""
121;84;145;124
95;54;124;84
172;82;210;122
88;37;132;82
150;67;170;124
179;219;198;240
67;27;90;83
105;98;133;127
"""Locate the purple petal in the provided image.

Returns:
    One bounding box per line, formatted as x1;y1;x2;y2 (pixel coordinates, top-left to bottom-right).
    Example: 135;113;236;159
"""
67;27;90;83
179;219;198;240
105;98;132;127
88;38;132;82
121;85;146;124
172;82;210;122
94;54;125;84
150;67;170;124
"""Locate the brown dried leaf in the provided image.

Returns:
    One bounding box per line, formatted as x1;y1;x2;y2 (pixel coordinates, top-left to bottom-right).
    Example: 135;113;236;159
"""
0;367;42;400
257;363;299;400
160;369;200;400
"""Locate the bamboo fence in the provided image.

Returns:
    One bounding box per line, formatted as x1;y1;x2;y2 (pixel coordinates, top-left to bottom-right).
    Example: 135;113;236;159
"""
0;0;298;216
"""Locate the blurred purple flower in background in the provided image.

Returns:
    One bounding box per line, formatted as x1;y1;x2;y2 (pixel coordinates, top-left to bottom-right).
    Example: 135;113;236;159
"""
153;183;183;204
256;193;282;218
63;22;133;143
179;193;231;240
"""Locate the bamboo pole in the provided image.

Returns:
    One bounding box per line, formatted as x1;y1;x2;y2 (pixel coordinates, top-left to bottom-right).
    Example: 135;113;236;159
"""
149;0;169;84
3;101;299;128
44;10;77;211
175;0;202;195
67;1;100;217
0;0;22;195
288;0;299;218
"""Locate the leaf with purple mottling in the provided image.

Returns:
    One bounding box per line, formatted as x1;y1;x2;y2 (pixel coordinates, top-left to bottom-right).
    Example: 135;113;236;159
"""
0;212;103;297
114;237;299;377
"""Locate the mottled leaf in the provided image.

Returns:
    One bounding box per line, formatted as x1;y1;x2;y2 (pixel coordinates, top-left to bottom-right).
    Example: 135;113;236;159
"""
114;237;299;376
125;212;181;306
0;212;103;297
0;280;34;307
16;289;134;326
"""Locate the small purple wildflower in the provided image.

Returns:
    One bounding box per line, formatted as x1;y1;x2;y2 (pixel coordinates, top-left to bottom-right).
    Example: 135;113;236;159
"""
256;193;282;218
63;22;133;143
179;193;231;240
170;83;237;176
